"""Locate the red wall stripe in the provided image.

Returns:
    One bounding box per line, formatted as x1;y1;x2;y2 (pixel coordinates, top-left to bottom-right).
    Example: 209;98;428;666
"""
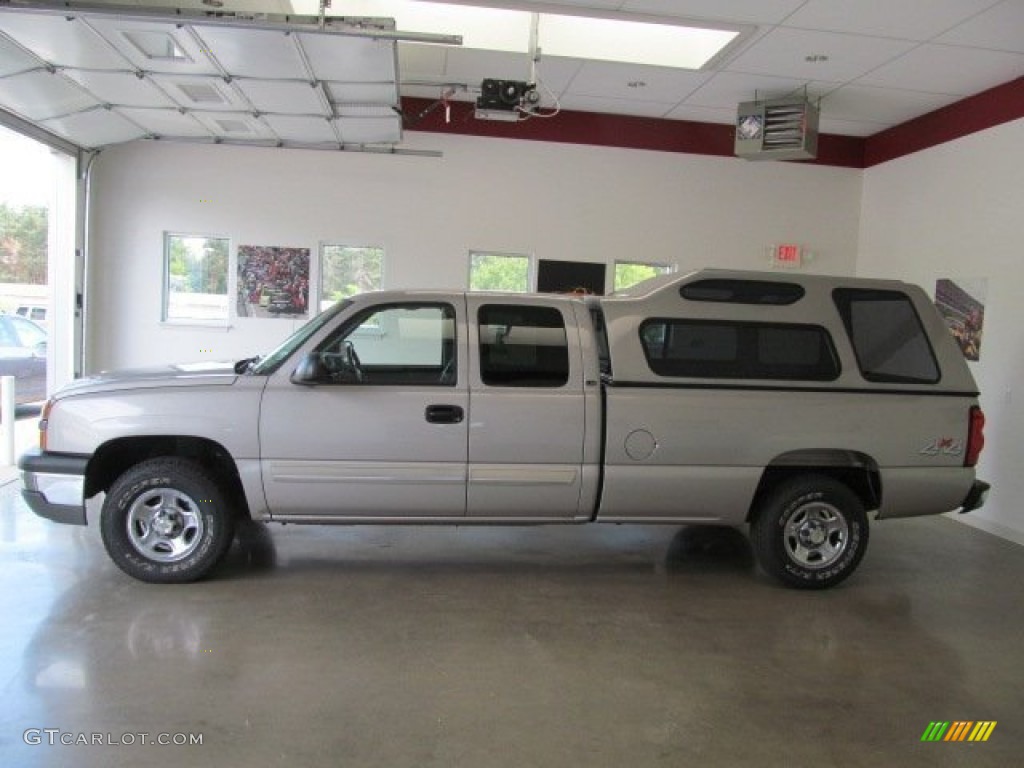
403;97;864;168
403;74;1024;169
864;75;1024;167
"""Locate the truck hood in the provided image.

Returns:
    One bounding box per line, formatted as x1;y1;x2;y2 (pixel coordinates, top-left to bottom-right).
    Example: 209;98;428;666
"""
55;361;239;399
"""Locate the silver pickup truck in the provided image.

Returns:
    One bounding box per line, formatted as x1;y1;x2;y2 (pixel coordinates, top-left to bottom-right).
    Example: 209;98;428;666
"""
20;269;989;588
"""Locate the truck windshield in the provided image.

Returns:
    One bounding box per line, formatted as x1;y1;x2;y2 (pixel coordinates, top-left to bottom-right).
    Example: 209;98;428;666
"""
249;300;353;375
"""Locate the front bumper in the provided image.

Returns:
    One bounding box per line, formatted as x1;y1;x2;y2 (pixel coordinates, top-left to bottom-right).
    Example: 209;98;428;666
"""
18;448;89;526
959;480;991;514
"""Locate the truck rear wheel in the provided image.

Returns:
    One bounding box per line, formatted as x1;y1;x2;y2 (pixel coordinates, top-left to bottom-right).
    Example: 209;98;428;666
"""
100;458;235;583
750;475;868;589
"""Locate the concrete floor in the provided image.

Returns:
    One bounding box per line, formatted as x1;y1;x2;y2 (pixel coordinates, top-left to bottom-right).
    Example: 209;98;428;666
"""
0;478;1021;768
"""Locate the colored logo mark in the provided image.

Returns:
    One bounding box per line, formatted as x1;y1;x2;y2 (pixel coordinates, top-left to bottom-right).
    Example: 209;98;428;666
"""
921;721;996;742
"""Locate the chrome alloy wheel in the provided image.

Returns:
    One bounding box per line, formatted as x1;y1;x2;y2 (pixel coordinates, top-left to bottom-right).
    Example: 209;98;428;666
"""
782;501;850;570
126;488;205;563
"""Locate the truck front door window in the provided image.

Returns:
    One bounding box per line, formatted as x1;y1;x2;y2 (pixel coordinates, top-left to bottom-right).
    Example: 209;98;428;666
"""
319;303;457;386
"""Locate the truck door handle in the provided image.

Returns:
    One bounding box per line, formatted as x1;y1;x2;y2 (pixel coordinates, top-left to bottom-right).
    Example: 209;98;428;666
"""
425;405;464;424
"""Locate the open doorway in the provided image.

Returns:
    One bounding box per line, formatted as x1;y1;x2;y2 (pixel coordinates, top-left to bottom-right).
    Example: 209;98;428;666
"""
0;124;77;453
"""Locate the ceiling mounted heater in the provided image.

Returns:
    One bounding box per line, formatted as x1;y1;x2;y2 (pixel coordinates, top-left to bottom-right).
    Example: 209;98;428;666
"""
735;98;819;161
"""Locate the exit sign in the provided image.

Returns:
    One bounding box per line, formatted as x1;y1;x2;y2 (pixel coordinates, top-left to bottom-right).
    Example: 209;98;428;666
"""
773;243;802;268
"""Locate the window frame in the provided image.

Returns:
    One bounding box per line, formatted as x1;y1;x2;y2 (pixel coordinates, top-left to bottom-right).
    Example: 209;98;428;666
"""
314;301;458;387
833;288;941;384
318;243;385;312
639;318;841;382
477;303;570;388
162;231;230;326
613;260;675;292
468;251;533;293
680;278;805;305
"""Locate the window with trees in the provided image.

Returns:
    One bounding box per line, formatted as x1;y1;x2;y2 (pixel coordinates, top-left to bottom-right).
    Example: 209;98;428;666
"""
163;233;229;322
614;261;673;292
0;203;47;286
320;245;384;311
469;252;531;293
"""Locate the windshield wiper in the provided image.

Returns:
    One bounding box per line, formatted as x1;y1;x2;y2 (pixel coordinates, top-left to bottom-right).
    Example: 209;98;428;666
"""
233;356;261;374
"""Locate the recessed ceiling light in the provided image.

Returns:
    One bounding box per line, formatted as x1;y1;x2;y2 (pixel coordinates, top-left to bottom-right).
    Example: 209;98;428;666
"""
804;54;829;63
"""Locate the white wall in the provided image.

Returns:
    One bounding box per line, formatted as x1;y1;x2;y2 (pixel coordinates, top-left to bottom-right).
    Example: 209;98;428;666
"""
87;132;863;371
859;118;1024;543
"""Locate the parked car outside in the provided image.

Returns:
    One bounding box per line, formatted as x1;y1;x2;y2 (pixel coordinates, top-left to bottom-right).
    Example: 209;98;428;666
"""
0;313;47;404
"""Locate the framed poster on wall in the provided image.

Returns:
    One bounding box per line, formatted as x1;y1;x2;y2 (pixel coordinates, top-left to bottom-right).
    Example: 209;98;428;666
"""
237;245;310;319
537;259;606;295
935;278;987;361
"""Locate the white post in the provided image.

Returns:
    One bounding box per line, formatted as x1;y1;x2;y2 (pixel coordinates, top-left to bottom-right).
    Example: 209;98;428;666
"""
1;376;15;466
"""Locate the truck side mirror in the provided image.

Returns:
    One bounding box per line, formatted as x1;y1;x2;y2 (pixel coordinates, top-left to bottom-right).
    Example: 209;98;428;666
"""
290;352;326;385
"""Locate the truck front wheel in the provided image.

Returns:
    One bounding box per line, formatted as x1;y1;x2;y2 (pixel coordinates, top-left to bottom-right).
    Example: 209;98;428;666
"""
750;475;868;589
100;458;236;583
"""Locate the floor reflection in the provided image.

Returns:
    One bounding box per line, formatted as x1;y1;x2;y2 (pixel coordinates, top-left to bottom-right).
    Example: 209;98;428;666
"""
664;525;755;574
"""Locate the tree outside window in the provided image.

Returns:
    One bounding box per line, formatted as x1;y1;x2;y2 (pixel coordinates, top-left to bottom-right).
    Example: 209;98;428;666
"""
164;234;229;322
469;252;531;292
0;203;47;285
614;261;673;292
320;245;383;311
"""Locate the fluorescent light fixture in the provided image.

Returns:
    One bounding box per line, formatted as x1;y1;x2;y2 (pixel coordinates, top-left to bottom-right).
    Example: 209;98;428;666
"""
539;14;738;70
290;1;740;69
122;30;190;62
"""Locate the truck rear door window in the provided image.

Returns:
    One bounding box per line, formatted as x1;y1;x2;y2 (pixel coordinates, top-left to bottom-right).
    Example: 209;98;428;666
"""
640;320;840;381
833;289;940;384
478;305;569;387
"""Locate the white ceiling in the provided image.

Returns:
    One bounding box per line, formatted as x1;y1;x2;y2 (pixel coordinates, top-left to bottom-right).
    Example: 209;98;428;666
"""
396;0;1024;137
2;0;1024;151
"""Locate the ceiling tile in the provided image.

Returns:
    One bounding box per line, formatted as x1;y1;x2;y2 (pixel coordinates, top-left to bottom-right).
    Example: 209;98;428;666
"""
938;1;1024;54
0;70;99;120
724;27;918;81
784;0;999;41
817;116;889;137
236;79;326;114
857;44;1024;96
42;108;146;148
297;33;396;84
0;12;129;70
685;71;836;108
515;0;624;10
193;26;310;79
556;93;672;118
820;84;957;124
662;102;736;123
0;34;42;77
262;114;337;143
63;70;174;108
117;107;211;138
443;48;536;87
621;0;808;25
565;60;712;104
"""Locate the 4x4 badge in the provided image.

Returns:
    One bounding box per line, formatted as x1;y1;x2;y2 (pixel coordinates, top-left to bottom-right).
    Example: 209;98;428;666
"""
920;437;964;457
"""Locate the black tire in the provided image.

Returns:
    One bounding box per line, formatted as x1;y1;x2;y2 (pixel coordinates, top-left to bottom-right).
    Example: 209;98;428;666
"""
100;458;236;584
750;475;868;590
